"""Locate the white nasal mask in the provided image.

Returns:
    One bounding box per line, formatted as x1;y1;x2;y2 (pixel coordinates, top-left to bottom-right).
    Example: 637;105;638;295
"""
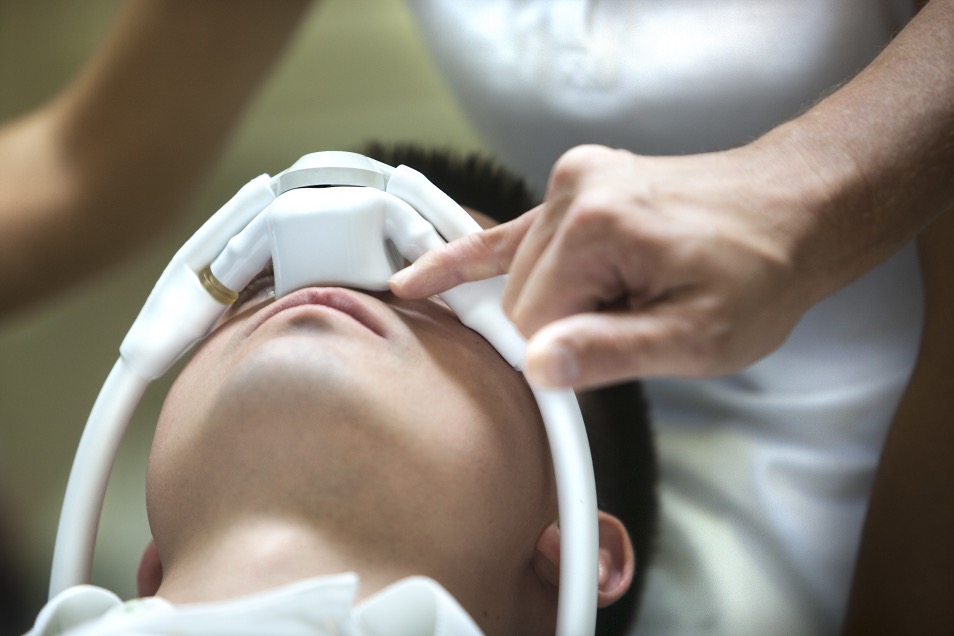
49;152;600;636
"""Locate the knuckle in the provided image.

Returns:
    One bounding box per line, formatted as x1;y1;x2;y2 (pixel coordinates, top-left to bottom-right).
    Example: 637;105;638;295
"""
549;145;611;190
564;196;622;239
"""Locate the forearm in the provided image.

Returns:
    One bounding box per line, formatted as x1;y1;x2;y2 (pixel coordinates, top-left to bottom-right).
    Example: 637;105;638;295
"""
752;0;954;307
0;0;311;313
842;210;954;635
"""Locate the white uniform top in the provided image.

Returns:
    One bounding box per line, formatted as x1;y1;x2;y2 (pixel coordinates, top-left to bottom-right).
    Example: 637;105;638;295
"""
406;2;922;634
28;574;483;636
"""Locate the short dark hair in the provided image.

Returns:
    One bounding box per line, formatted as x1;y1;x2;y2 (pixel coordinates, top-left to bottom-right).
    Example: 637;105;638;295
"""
361;142;659;635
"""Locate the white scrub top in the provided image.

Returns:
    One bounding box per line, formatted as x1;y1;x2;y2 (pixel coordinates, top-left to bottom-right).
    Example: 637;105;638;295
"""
406;2;922;634
28;574;483;636
407;0;915;190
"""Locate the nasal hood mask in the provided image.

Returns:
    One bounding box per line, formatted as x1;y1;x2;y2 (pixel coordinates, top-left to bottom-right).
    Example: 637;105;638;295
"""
50;152;600;635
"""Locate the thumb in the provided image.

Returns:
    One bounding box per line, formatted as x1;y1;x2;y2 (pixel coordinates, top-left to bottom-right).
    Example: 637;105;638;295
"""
390;208;537;298
524;310;696;388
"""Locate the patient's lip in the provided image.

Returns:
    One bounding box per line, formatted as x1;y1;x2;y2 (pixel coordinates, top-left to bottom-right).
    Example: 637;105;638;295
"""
245;287;390;338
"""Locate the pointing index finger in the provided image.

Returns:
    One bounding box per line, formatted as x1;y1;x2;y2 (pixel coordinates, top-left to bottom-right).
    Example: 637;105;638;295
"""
390;209;537;298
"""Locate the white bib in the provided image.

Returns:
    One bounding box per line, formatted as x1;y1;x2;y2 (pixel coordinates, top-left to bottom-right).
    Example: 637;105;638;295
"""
29;574;483;636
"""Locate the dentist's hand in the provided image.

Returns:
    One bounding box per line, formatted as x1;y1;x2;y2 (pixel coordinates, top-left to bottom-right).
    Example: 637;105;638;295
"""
390;143;853;389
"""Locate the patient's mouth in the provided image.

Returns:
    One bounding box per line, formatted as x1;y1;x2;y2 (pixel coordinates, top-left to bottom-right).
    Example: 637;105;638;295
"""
245;287;390;339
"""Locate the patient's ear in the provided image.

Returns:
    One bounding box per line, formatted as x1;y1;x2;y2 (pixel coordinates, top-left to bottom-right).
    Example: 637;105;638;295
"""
137;539;163;597
594;511;634;607
532;522;562;590
532;511;635;607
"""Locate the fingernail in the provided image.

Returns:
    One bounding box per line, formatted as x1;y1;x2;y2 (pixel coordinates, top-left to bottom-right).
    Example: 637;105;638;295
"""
388;268;410;288
528;339;579;387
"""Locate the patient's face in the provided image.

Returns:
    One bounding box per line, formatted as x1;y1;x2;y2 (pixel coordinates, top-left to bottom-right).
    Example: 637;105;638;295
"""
148;213;557;631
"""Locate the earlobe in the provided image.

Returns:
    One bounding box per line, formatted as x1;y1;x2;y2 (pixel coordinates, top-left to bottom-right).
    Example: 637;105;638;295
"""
596;510;634;608
136;538;163;597
532;522;561;589
532;513;634;608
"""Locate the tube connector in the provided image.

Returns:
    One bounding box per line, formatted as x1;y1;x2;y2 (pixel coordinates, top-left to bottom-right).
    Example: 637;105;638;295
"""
199;266;239;305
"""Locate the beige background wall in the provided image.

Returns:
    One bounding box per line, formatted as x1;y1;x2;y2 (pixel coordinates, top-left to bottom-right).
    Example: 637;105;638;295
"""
0;0;485;621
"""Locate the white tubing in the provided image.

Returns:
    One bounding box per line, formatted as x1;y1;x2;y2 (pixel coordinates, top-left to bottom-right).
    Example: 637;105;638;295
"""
210;212;272;293
533;388;600;636
49;358;148;598
121;175;275;380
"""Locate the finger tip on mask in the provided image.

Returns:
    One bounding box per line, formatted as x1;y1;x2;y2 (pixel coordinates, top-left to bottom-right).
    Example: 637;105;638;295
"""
388;268;422;297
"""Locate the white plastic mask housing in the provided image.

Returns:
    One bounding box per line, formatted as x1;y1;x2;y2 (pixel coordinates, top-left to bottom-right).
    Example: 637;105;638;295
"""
49;152;600;635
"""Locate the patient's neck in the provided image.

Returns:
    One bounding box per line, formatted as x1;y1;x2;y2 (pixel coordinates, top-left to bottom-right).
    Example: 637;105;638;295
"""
154;515;405;605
